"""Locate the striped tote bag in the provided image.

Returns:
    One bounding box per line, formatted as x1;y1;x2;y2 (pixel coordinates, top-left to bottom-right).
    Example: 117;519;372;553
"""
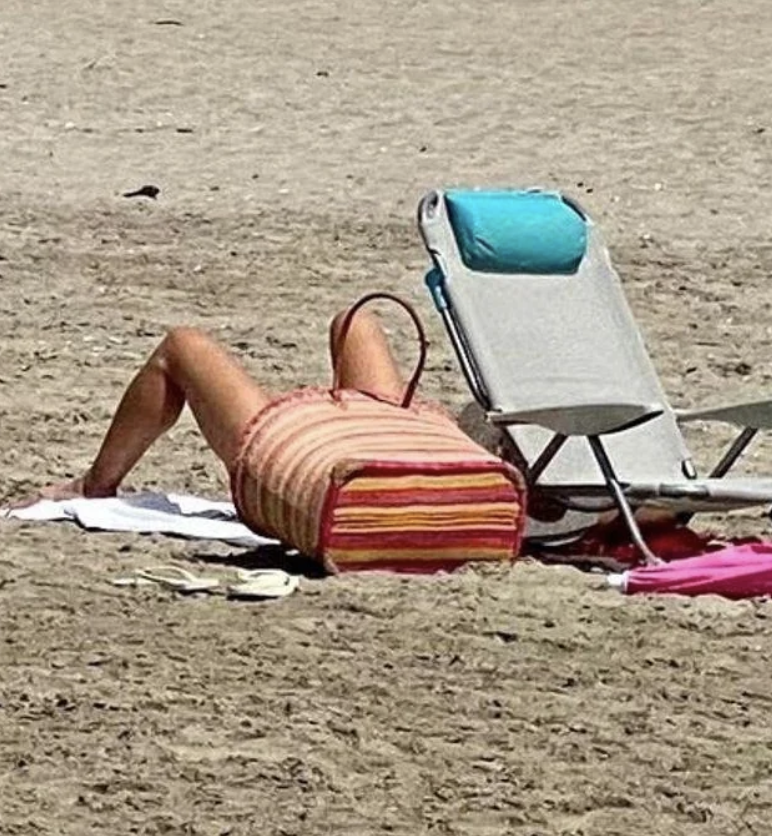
230;294;526;573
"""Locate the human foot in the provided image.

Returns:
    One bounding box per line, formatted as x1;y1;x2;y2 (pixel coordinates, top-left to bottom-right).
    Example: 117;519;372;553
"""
7;473;116;509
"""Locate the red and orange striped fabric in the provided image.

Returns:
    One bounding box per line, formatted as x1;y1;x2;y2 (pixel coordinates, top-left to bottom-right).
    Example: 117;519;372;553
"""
230;387;526;573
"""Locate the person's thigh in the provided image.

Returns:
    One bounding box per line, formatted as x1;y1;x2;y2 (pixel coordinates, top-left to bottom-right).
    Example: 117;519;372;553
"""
162;327;272;469
328;307;405;402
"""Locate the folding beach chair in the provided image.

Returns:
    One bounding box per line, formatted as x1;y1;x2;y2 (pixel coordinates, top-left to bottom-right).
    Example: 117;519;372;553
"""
417;187;772;563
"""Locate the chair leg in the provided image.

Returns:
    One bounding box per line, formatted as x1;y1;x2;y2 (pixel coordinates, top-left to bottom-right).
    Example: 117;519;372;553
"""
587;436;662;566
527;433;568;483
708;426;758;478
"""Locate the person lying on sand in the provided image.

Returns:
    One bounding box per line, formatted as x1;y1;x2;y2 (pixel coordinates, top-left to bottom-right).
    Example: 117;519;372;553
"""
12;301;675;559
13;304;448;516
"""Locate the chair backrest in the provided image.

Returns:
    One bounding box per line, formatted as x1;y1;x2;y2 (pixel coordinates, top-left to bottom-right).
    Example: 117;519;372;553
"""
418;188;694;486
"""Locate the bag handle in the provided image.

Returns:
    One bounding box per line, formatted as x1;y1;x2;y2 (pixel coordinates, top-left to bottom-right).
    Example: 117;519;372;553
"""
332;292;428;408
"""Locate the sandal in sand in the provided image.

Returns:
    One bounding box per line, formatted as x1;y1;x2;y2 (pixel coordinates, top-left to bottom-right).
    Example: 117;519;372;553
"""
113;565;221;594
226;569;299;600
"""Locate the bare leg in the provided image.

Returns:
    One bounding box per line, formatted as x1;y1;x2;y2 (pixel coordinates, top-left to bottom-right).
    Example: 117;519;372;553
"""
328;306;406;401
18;327;271;504
15;308;407;508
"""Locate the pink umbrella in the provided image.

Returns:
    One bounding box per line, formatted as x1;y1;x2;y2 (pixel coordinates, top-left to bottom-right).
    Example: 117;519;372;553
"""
609;542;772;599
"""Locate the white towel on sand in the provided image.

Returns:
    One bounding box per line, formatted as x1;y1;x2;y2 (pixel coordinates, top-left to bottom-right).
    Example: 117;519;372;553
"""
2;492;276;549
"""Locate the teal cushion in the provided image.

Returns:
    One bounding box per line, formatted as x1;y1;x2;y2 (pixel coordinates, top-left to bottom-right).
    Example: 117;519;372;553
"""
444;189;587;275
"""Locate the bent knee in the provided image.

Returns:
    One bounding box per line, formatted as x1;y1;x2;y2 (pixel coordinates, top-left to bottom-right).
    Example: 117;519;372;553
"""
165;324;209;342
329;306;382;348
162;326;211;352
155;326;216;371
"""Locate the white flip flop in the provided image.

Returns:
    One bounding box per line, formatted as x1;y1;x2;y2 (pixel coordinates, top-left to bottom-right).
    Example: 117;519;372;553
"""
226;569;299;600
111;575;157;589
117;565;221;594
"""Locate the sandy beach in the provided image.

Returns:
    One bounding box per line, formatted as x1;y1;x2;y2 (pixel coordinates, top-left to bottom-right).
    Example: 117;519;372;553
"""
3;1;772;833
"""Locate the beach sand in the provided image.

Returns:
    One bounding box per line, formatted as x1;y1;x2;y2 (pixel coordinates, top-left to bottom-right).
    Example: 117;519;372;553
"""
3;1;772;833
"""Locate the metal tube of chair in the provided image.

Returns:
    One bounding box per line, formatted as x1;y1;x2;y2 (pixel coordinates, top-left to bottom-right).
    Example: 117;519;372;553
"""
528;433;568;483
708;427;758;478
588;436;660;565
439;306;490;407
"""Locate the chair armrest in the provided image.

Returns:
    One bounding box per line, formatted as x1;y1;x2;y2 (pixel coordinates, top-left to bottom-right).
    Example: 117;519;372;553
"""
675;399;772;429
487;402;664;436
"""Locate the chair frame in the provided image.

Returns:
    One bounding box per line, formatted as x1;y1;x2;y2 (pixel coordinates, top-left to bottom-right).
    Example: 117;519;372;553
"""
417;189;772;564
